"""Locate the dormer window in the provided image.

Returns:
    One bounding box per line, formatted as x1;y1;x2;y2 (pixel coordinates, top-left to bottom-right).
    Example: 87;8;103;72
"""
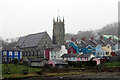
88;48;92;50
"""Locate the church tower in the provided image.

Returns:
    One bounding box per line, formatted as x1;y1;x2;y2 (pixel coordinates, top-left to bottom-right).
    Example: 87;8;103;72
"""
53;16;65;45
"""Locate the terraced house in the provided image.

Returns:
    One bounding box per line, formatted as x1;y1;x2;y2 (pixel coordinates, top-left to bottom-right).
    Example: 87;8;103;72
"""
66;36;118;58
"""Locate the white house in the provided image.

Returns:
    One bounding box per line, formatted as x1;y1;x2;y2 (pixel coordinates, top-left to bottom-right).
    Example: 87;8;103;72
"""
50;45;67;60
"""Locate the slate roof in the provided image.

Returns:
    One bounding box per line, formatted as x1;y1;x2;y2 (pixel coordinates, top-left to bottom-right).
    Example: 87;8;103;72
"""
25;57;48;62
61;54;79;58
80;40;87;48
104;39;116;46
95;39;116;46
77;54;92;58
16;36;27;47
52;48;61;51
80;40;98;47
2;42;19;51
30;58;48;62
61;53;92;58
85;40;98;47
95;40;106;46
51;59;68;64
16;32;47;48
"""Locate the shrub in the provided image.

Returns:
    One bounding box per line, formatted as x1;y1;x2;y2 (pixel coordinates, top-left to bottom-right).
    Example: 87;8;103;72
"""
36;70;42;75
68;61;97;68
11;58;19;64
4;68;11;74
22;69;29;75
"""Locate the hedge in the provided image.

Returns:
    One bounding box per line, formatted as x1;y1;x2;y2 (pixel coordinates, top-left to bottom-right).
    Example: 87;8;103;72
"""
68;61;97;67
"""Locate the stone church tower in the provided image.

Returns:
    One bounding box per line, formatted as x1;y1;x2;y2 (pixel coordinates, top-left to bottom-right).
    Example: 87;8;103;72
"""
53;17;65;45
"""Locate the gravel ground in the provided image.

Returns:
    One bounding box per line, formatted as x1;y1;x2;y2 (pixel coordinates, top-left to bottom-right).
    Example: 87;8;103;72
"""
2;72;120;80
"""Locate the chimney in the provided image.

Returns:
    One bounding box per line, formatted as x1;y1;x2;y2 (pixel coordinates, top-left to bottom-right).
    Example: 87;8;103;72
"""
109;37;111;40
81;37;86;41
71;37;75;42
91;37;94;40
100;36;103;40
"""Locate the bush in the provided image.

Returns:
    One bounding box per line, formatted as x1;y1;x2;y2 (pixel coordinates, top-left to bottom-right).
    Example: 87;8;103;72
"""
11;58;19;64
41;66;67;73
68;61;97;68
4;68;11;74
22;69;29;75
36;70;42;75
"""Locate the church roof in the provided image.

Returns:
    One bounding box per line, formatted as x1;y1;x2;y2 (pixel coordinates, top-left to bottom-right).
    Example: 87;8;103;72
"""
16;36;27;47
16;32;47;48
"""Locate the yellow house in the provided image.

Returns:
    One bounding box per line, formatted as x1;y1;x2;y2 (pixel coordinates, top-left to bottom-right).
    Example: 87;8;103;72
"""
102;44;111;56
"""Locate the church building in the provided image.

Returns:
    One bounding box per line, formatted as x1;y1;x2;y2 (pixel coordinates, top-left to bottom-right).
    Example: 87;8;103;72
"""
53;17;65;45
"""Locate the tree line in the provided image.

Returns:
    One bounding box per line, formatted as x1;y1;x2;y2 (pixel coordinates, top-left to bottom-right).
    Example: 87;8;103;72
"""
65;22;118;40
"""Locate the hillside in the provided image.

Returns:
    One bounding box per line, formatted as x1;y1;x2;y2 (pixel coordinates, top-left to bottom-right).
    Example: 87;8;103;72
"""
65;22;118;40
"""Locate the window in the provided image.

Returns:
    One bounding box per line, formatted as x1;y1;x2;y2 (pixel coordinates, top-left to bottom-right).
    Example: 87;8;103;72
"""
3;57;7;61
3;51;7;55
98;47;99;49
71;49;73;53
98;52;99;56
54;56;56;59
9;57;12;61
106;52;109;55
88;48;92;50
14;57;18;59
108;46;109;48
80;58;82;61
54;51;56;54
15;51;18;56
9;51;12;56
51;56;53;59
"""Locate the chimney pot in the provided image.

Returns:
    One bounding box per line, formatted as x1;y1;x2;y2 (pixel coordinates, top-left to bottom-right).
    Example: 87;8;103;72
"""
100;36;103;40
81;37;86;41
91;37;94;40
109;37;111;40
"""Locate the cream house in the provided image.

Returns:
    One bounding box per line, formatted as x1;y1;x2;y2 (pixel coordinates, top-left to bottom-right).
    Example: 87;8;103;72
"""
102;44;111;56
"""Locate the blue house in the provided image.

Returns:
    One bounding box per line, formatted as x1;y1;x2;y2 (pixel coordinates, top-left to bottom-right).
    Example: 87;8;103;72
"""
80;40;96;54
82;45;93;54
93;45;104;57
2;44;22;62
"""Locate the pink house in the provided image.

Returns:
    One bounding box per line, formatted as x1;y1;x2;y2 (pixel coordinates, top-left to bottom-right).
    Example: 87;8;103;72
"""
77;54;95;61
77;54;100;65
48;59;68;68
48;60;55;66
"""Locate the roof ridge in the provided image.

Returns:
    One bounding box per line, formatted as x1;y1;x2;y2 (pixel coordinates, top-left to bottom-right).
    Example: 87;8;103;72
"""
27;31;46;36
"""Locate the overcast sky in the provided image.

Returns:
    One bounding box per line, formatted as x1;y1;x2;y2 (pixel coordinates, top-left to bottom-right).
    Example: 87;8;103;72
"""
0;0;119;39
